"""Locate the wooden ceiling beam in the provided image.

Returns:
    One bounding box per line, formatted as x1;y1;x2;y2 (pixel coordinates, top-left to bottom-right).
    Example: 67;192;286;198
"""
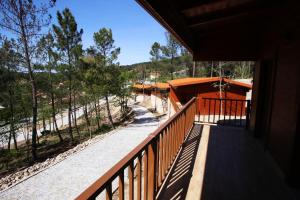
181;0;254;18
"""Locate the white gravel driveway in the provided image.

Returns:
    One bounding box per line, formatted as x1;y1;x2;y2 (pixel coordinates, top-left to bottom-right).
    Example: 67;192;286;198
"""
0;105;160;200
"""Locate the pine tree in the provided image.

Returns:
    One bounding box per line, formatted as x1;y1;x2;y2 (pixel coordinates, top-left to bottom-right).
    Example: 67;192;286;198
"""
37;32;63;142
161;32;181;80
53;8;83;144
0;0;55;160
150;42;161;110
92;28;121;129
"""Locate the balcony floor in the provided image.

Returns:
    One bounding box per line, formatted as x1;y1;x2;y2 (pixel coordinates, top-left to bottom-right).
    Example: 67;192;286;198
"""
157;124;297;200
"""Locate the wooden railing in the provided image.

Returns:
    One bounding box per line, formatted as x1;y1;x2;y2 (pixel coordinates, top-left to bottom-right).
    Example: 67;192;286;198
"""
197;97;251;128
76;97;197;200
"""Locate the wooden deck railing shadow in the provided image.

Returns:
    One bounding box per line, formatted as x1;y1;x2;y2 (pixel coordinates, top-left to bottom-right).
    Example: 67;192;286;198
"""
75;97;197;200
156;124;203;200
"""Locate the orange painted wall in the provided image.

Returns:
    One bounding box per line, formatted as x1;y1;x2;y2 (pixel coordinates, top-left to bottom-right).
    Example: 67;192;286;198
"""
171;82;248;116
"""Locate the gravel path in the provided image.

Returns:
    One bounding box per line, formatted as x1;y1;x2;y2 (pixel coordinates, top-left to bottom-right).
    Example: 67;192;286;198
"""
0;105;159;200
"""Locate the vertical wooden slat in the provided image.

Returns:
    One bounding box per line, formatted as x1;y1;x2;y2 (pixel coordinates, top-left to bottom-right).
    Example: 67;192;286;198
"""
234;100;238;125
218;99;221;124
119;172;124;200
246;100;251;129
155;138;159;192
213;99;216;123
204;98;207;122
143;150;148;200
240;101;244;126
137;155;142;200
208;99;211;123
223;99;227;124
128;161;134;200
166;126;170;170
229;100;232;125
158;134;162;187
147;140;157;200
162;130;166;178
106;183;112;200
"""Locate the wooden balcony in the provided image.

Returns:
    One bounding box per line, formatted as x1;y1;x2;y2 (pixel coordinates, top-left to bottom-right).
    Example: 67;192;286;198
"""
75;97;296;200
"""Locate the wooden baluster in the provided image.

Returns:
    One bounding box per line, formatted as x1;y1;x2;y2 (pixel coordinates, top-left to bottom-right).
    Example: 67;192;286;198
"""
213;99;216;123
223;99;227;125
240;101;244;126
203;99;207;122
208;99;211;123
147;140;157;200
246;100;251;129
234;100;238;125
137;155;142;200
229;100;232;125
106;183;112;200
158;134;162;187
162;130;166;179
128;161;134;200
218;99;221;124
166;126;170;170
143;149;148;200
119;172;124;200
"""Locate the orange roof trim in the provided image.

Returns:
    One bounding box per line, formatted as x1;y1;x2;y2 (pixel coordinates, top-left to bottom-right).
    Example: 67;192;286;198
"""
133;84;152;90
168;77;220;87
168;77;252;89
152;82;170;89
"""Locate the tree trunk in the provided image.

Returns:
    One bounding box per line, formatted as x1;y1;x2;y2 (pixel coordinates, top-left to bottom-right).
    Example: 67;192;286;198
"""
52;97;63;142
7;131;11;151
67;46;74;144
84;104;91;138
60;97;63;125
68;75;74;144
42;116;46;131
170;55;174;80
9;88;18;150
105;95;114;129
73;92;80;139
94;100;101;130
19;18;38;161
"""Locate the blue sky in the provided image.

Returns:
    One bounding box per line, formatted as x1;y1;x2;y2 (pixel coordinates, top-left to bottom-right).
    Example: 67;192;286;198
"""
49;0;167;65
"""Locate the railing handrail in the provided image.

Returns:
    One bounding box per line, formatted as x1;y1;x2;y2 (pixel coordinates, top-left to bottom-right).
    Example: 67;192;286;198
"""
201;97;250;102
75;97;196;199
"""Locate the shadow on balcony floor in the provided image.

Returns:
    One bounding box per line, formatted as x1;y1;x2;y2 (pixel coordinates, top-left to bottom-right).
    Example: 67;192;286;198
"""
156;124;203;200
201;125;297;200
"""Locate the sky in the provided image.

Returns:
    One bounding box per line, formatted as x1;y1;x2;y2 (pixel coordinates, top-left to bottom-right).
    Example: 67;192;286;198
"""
49;0;167;65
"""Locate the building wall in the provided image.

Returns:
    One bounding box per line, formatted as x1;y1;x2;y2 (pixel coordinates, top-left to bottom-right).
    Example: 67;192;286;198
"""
172;83;248;116
251;25;300;184
266;41;300;179
150;91;168;114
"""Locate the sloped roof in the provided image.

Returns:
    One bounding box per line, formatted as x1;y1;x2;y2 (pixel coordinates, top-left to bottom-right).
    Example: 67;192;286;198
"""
133;84;152;90
152;82;170;90
168;77;220;87
223;78;252;89
168;77;252;89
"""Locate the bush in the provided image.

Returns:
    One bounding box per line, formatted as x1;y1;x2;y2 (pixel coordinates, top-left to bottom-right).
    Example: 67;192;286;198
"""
41;130;51;136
